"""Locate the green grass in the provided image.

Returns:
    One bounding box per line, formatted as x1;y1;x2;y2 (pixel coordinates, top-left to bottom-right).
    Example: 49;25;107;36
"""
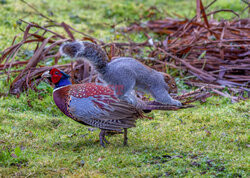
0;0;248;51
0;0;249;177
0;90;249;177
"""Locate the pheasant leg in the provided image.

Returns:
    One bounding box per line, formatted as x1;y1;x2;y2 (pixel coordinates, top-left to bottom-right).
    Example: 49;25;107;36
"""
103;131;110;144
123;128;128;146
99;130;107;148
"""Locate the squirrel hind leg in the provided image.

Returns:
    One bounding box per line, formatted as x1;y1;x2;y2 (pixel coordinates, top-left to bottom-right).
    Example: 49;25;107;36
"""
150;88;182;106
119;93;138;106
110;77;135;97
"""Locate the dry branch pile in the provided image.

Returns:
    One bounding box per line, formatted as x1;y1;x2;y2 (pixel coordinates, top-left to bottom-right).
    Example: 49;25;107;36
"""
0;0;249;105
125;18;250;87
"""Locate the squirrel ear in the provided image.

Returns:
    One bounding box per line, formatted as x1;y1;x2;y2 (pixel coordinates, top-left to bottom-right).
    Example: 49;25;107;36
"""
162;73;171;81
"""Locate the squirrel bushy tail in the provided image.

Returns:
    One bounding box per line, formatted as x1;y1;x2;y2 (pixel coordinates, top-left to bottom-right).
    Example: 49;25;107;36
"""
60;41;108;75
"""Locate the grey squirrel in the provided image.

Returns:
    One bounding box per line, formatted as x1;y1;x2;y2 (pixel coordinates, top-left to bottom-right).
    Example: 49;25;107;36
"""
59;41;182;106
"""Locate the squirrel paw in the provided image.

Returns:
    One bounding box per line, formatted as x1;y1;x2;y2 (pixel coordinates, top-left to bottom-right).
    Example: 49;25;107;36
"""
171;99;182;107
120;96;137;106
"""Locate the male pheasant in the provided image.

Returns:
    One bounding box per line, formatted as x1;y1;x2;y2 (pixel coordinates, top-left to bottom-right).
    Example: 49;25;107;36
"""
42;68;143;147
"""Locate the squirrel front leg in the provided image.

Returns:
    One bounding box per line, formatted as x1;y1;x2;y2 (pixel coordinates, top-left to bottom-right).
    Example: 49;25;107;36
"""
150;87;182;106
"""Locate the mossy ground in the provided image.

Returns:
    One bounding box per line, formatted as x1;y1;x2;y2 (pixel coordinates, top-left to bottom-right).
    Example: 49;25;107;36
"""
0;0;249;177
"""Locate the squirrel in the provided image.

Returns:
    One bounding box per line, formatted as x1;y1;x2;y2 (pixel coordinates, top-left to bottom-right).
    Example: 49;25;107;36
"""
59;41;182;107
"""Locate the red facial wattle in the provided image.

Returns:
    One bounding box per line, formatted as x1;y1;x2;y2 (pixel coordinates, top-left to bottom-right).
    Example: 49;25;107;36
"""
50;68;63;84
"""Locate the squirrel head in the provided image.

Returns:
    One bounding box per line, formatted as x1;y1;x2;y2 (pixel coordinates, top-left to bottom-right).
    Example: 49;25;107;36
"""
161;73;178;93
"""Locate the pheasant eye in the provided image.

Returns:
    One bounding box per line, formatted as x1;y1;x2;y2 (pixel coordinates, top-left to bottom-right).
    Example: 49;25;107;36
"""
55;71;59;74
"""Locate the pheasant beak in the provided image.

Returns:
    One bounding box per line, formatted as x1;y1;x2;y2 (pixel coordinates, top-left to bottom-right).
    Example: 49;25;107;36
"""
41;71;51;78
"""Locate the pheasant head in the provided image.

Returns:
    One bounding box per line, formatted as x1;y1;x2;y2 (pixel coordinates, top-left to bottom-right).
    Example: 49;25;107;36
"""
42;68;72;89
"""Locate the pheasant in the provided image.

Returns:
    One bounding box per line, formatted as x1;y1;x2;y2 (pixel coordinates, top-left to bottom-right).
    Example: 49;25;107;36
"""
42;68;186;147
42;68;145;147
